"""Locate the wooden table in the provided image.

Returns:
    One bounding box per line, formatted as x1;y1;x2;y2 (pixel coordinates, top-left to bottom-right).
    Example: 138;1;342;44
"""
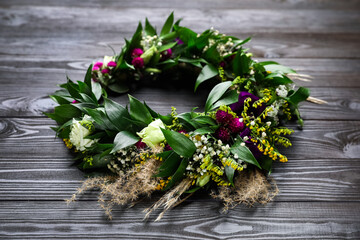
1;0;360;239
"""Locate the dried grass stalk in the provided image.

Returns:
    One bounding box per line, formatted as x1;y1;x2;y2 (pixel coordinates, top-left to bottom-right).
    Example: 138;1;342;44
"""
144;178;192;221
307;96;328;104
211;169;279;212
66;156;161;219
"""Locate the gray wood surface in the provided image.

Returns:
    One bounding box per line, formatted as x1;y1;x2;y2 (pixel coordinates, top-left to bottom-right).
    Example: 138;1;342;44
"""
0;0;359;239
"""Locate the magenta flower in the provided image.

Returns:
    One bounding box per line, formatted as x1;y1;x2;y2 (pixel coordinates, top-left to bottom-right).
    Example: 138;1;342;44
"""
107;61;117;67
94;62;103;68
161;48;172;60
164;144;173;151
175;37;184;45
132;57;144;69
101;68;110;74
131;48;144;58
230;91;265;117
228;118;244;134
72;100;79;104
215;127;230;142
92;66;100;71
215;110;233;124
135;140;147;149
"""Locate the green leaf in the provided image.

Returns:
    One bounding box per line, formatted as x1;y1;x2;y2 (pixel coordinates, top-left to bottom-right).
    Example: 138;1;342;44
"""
265;73;293;85
84;64;93;88
204;81;232;113
263;64;296;74
192;126;217;135
85;108;115;131
194;64;218;91
260;156;273;174
145;18;156;36
178;57;207;68
287;87;310;105
224;165;235;186
108;83;129;94
211;90;239;110
91;81;102;100
158;42;177;52
91;153;114;169
160;128;196;158
128;95;153;124
104;98;131;131
232;51;251;77
192;116;217;126
160;12;174;37
231;138;262;169
232;37;251;48
111;131;139;153
54;104;82;119
143;102;159;118
163;158;189;190
66;81;82;100
155;151;182;178
49;95;70;105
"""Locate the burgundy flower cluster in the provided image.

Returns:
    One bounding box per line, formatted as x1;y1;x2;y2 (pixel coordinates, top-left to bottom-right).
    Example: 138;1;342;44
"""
214;110;244;142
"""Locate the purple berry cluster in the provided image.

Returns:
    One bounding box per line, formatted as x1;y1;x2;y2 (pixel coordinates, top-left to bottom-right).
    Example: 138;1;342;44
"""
214;110;244;142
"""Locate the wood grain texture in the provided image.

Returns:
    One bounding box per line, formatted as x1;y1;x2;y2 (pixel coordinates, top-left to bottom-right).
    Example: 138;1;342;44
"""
1;7;359;37
1;157;359;202
2;0;360;10
0;0;360;238
0;201;359;239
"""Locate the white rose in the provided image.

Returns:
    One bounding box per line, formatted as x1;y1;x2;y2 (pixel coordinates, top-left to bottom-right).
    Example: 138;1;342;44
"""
137;119;165;148
69;115;98;151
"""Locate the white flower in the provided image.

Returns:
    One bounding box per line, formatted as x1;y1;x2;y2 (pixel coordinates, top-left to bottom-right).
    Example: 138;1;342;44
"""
69;115;98;151
275;85;288;98
137;119;165;149
103;56;115;67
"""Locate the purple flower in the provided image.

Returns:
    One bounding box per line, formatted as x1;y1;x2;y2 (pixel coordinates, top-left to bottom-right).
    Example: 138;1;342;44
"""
131;48;144;58
215;127;230;142
101;68;110;74
164;144;173;151
92;66;100;71
107;61;117;67
94;62;103;68
132;57;144;69
175;37;184;45
161;48;172;60
72;100;78;104
219;61;226;68
228;118;244;134
215;110;233;124
240;128;263;160
135;140;147;149
230;91;266;117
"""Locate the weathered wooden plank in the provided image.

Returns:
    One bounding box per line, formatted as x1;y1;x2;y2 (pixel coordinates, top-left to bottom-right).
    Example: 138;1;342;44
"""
2;0;360;10
0;201;359;239
1;33;360;59
1;7;359;37
0;118;359;160
0;157;359;202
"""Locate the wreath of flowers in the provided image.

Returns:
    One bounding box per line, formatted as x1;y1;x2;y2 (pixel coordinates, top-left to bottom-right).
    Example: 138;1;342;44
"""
47;13;313;220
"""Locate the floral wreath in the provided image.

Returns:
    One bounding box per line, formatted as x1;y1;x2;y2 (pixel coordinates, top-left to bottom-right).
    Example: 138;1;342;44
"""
46;13;316;221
